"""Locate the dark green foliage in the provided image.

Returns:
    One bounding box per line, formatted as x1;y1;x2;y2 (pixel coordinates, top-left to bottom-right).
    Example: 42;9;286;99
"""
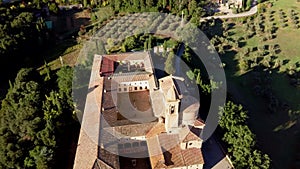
0;66;77;168
219;102;271;168
188;0;197;15
57;66;74;107
0;68;45;168
48;3;59;14
122;36;138;52
246;0;252;10
190;69;220;94
164;51;176;74
0;8;50;86
108;0;207;17
219;101;248;129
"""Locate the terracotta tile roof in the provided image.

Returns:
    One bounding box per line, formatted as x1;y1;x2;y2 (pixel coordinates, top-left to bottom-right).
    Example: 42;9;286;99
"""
152;161;167;168
165;145;185;167
73;55;103;169
102;51;154;74
148;131;204;168
100;56;114;76
182;127;201;142
102;51;149;62
147;136;165;168
146;122;166;138
98;148;120;169
102;109;118;126
111;72;152;82
101;89;118;126
194;118;205;128
181;148;204;165
108;119;140;127
75;52;205;169
113;122;157;137
93;158;114;169
158;133;181;150
151;145;204;168
177;125;201;142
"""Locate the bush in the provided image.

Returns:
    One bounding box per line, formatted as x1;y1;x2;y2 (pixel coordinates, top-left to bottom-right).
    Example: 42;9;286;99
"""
281;23;288;28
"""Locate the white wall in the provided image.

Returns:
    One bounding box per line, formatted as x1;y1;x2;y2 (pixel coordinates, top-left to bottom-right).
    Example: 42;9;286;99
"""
187;140;202;149
118;81;149;93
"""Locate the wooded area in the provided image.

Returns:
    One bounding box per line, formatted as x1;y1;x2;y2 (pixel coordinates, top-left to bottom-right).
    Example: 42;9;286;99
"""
0;66;79;168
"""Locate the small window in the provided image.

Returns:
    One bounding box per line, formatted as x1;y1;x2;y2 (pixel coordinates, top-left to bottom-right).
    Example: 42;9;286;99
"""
124;143;131;148
189;143;192;146
124;88;127;92
145;86;147;89
140;86;143;90
134;87;138;90
119;88;122;92
141;141;147;146
118;144;123;149
170;105;175;114
132;142;139;147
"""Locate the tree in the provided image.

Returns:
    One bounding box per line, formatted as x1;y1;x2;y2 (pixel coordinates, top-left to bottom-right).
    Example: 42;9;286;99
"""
140;0;146;10
248;150;271;169
56;66;75;117
0;68;44;168
146;0;154;8
48;3;59;14
11;12;34;29
219;101;248;130
148;35;153;50
83;0;88;7
238;58;249;73
188;0;197;15
0;66;77;168
133;0;140;11
122;36;137;52
219;101;271;169
164;51;176;74
186;70;194;80
182;46;192;62
246;0;252;10
27;146;54;169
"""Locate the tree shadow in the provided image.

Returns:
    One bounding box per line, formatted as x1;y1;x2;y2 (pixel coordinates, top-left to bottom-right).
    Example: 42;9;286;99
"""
204;17;300;168
283;59;290;65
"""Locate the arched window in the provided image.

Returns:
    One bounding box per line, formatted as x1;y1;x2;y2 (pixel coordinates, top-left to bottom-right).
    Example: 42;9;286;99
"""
132;142;139;147
124;143;131;148
140;141;147;146
118;144;123;149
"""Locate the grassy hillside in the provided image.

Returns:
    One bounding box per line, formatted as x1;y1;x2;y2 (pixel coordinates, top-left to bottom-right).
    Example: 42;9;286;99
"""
216;0;300;168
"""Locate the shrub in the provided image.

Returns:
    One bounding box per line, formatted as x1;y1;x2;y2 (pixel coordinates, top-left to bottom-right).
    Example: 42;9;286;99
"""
281;23;288;27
